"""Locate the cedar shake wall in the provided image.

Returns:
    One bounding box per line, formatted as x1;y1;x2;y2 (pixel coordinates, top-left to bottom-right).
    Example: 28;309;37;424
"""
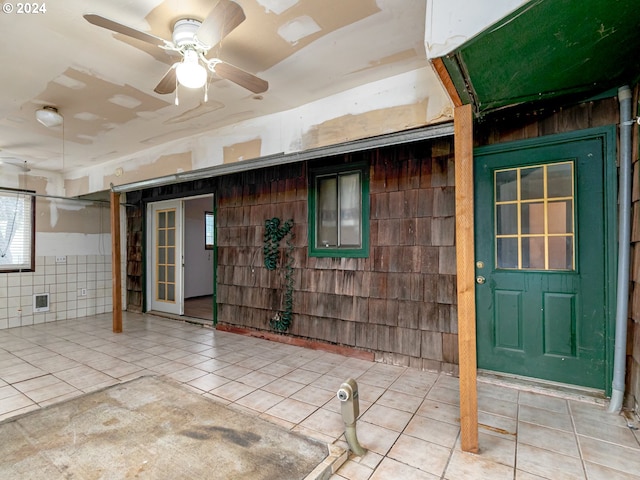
215;139;459;373
474;97;619;146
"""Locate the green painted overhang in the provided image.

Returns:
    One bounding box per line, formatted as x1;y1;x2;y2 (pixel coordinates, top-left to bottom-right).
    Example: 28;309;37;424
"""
441;0;640;115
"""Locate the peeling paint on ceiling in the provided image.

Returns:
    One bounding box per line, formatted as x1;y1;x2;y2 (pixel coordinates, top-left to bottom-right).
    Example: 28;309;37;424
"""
0;0;456;196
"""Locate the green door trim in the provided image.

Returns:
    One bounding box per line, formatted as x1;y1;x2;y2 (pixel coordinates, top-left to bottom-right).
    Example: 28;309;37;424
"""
474;126;617;395
212;194;218;327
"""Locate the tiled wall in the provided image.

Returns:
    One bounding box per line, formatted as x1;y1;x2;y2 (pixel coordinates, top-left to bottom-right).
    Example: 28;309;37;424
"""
0;255;113;329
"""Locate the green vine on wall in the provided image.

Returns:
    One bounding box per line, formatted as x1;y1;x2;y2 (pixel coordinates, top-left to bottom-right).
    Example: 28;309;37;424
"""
264;217;295;332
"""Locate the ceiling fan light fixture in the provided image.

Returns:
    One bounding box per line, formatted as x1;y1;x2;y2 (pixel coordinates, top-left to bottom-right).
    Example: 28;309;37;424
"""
36;106;63;128
176;49;207;89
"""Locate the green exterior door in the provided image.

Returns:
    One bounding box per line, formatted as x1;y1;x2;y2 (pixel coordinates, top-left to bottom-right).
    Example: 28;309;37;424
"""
474;128;615;390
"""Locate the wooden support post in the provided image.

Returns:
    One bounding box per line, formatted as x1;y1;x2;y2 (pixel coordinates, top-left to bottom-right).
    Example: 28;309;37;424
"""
432;58;463;107
110;190;123;333
454;103;479;453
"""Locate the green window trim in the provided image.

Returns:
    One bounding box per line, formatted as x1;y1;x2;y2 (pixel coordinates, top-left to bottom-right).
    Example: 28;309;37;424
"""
308;162;369;258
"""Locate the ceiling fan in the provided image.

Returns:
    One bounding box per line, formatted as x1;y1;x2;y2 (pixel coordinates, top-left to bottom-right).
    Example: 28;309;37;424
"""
0;157;30;172
84;0;268;99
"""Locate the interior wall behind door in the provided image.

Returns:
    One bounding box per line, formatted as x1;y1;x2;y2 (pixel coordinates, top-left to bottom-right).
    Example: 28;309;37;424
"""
184;196;214;298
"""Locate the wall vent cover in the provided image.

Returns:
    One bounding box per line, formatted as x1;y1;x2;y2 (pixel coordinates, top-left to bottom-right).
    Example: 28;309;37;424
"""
33;293;50;313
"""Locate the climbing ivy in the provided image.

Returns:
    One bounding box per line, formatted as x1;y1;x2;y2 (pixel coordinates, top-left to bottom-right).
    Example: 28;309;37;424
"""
263;218;295;332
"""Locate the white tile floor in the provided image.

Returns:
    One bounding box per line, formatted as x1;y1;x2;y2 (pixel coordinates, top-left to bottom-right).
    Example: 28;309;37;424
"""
0;312;638;479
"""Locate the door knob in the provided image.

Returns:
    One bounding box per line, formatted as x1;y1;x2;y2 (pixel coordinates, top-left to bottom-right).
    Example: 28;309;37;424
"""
476;276;486;284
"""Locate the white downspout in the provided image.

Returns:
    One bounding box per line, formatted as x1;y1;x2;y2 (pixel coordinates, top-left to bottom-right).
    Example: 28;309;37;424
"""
608;85;633;413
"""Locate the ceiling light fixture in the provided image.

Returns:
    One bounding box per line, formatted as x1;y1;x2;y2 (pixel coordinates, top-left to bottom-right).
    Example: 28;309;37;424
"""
175;49;207;89
35;106;63;128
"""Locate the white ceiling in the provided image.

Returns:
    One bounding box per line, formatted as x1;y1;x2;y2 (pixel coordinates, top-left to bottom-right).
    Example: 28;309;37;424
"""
0;0;437;178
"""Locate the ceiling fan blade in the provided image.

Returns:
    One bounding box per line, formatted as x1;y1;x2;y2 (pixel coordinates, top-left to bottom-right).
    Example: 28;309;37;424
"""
0;158;30;172
213;61;268;94
154;66;177;94
195;0;246;48
84;13;169;48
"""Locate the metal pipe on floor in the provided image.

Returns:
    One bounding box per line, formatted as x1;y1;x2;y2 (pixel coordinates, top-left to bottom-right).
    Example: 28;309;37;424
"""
337;378;366;456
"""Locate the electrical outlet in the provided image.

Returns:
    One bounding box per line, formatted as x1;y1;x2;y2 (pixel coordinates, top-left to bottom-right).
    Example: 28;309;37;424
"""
56;256;67;264
80;288;87;296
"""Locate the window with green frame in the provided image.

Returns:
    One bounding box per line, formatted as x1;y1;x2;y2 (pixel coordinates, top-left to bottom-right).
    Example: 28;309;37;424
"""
308;162;369;257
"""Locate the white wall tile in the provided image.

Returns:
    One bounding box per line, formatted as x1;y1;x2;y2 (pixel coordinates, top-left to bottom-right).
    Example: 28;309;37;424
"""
0;254;117;330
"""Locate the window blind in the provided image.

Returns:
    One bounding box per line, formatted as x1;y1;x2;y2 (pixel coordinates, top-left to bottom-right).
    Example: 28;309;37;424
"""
0;189;35;272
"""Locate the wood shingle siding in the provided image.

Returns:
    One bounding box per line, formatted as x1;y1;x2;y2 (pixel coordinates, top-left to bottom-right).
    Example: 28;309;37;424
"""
123;137;458;372
215;139;459;373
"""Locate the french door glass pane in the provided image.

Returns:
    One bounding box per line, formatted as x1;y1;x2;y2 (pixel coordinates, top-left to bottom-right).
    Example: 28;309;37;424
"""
497;238;518;268
547;163;573;197
495;170;517;201
521;202;544;234
522;237;545;269
520;166;544;200
496;204;518;235
548;200;572;234
495;162;575;271
156;208;177;303
549;236;573;269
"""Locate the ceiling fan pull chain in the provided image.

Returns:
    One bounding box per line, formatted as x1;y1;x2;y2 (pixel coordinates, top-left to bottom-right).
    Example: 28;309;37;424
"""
175;78;180;106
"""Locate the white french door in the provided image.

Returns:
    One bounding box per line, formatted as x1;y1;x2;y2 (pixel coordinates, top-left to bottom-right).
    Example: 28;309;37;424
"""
147;200;184;315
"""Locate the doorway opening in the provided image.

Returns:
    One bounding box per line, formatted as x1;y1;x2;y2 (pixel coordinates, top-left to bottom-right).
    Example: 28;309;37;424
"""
146;194;215;324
